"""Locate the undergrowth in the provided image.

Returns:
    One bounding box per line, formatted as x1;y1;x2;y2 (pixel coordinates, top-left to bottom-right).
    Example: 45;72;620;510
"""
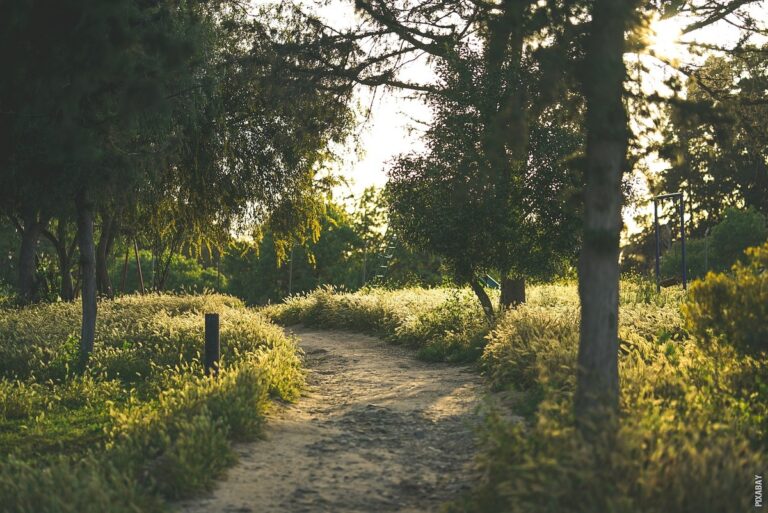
0;293;304;512
268;278;764;512
265;286;490;362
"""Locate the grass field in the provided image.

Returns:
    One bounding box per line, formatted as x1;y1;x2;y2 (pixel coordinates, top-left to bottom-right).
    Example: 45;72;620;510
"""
0;293;304;513
267;279;766;513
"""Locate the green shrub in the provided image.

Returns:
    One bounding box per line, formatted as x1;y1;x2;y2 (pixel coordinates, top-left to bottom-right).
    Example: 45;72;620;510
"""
109;249;226;294
662;207;768;279
0;293;304;511
150;412;234;499
0;456;163;513
709;207;768;269
660;237;707;280
267;286;489;362
455;395;764;513
482;305;578;394
0;281;13;308
445;280;763;512
0;380;48;421
683;241;768;357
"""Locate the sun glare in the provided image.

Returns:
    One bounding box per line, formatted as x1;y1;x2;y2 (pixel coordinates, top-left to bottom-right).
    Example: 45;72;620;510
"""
647;15;684;63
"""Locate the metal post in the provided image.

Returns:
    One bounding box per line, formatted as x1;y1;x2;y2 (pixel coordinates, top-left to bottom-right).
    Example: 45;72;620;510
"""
653;199;661;292
679;194;687;290
204;313;220;376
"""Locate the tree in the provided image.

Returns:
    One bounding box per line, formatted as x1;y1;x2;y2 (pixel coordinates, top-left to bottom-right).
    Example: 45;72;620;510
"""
0;1;357;366
239;1;589;313
388;55;583;317
351;187;388;286
574;0;764;433
657;50;768;234
1;1;212;364
573;0;638;432
225;200;364;304
117;2;357;295
41;219;79;301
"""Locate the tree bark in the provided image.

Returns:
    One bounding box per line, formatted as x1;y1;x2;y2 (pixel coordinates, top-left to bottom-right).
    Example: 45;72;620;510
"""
96;211;114;297
468;276;495;321
574;0;632;435
500;275;525;309
76;191;97;369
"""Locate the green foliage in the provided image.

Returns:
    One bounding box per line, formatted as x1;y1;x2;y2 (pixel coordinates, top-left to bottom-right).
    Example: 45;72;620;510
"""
683;241;768;357
482;305;579;394
226;202;365;304
0;293;304;511
266;286;490;362
388;78;583;287
661;207;767;279
224;193;446;305
709;207;768;268
0;456;163;513
659;51;768;230
659;236;705;280
109;249;224;295
458;284;765;513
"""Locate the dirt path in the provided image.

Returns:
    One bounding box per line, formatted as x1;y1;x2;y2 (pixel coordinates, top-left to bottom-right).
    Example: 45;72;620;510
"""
177;328;483;513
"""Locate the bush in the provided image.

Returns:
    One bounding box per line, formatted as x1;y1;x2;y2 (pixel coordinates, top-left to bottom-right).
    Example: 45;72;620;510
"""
683;241;768;357
0;281;13;308
709;208;768;269
456;280;766;513
108;250;226;295
266;286;490;362
482;305;578;394
454;396;763;513
0;293;304;511
661;207;768;280
0;456;163;513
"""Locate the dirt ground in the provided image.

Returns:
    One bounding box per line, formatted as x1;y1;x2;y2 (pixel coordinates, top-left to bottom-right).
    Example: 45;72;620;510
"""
177;328;484;513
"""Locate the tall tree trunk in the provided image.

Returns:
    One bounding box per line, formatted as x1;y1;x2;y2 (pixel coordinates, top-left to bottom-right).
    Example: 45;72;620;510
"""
60;260;75;301
17;212;43;304
96;211;114;297
574;0;632;434
500;275;525;309
76;191;97;369
468;276;495;321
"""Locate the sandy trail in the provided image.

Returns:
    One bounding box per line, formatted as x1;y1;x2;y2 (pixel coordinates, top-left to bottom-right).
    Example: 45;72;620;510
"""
177;328;483;513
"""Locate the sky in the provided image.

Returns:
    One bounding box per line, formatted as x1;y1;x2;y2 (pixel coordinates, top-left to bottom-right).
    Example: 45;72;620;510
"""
302;0;434;200
332;86;431;199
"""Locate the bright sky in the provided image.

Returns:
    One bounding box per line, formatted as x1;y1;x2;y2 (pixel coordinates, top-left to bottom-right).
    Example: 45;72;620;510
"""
332;86;431;199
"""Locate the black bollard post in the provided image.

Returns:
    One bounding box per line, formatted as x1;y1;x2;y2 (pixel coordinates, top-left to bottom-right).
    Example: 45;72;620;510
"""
204;313;220;376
